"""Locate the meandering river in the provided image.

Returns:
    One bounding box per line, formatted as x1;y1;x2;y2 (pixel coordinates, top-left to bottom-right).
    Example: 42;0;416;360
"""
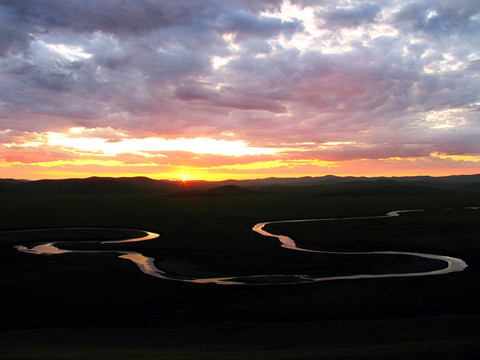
9;209;470;285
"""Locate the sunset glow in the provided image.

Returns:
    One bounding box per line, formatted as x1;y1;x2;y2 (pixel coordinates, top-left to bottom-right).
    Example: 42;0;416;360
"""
1;1;479;181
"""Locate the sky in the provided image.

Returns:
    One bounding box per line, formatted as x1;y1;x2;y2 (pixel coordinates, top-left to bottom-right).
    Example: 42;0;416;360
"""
0;0;479;181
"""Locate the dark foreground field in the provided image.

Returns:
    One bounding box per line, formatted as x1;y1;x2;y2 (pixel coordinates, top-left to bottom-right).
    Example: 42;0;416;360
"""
0;176;479;359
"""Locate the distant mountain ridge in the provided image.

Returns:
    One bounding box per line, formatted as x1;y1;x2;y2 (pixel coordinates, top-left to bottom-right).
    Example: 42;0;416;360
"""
0;174;479;195
0;176;178;195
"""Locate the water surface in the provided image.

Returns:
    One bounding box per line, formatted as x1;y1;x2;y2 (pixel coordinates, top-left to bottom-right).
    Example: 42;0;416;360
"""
9;209;471;285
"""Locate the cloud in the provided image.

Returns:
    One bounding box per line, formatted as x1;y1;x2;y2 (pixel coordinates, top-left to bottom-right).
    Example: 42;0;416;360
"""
0;0;479;179
1;143;74;164
393;0;480;36
174;81;288;113
318;3;381;29
217;10;303;41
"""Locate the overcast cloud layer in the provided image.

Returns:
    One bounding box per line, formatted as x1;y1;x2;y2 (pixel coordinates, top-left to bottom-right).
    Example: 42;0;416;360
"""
0;0;479;179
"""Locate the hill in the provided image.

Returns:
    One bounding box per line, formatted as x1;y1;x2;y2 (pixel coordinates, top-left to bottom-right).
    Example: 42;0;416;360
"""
0;176;177;194
0;174;479;196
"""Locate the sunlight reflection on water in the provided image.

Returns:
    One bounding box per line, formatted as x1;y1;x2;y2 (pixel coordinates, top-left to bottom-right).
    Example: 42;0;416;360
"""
10;208;474;285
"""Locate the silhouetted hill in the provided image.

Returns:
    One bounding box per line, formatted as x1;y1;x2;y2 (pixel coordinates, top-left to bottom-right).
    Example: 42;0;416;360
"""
217;175;362;187
1;174;479;195
0;176;177;194
167;190;219;197
208;185;256;195
168;185;255;197
316;180;448;197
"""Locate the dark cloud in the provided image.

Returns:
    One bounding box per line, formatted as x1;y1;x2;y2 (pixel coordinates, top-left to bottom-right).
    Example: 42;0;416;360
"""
289;0;331;8
1;0;205;37
238;0;284;13
467;59;480;72
318;3;381;29
0;0;299;55
394;0;480;36
0;9;34;56
0;0;478;168
0;0;304;126
175;82;287;113
241;39;273;55
217;10;303;41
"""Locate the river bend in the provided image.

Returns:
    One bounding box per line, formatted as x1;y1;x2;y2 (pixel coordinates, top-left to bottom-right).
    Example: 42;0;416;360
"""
7;209;471;285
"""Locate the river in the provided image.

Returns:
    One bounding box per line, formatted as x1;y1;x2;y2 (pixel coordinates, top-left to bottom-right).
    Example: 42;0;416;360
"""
9;209;471;285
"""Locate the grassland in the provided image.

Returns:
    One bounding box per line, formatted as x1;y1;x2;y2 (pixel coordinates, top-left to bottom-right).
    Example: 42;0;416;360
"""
0;176;479;359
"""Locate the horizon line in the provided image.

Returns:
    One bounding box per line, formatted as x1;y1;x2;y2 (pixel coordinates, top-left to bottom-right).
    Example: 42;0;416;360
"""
2;173;479;183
